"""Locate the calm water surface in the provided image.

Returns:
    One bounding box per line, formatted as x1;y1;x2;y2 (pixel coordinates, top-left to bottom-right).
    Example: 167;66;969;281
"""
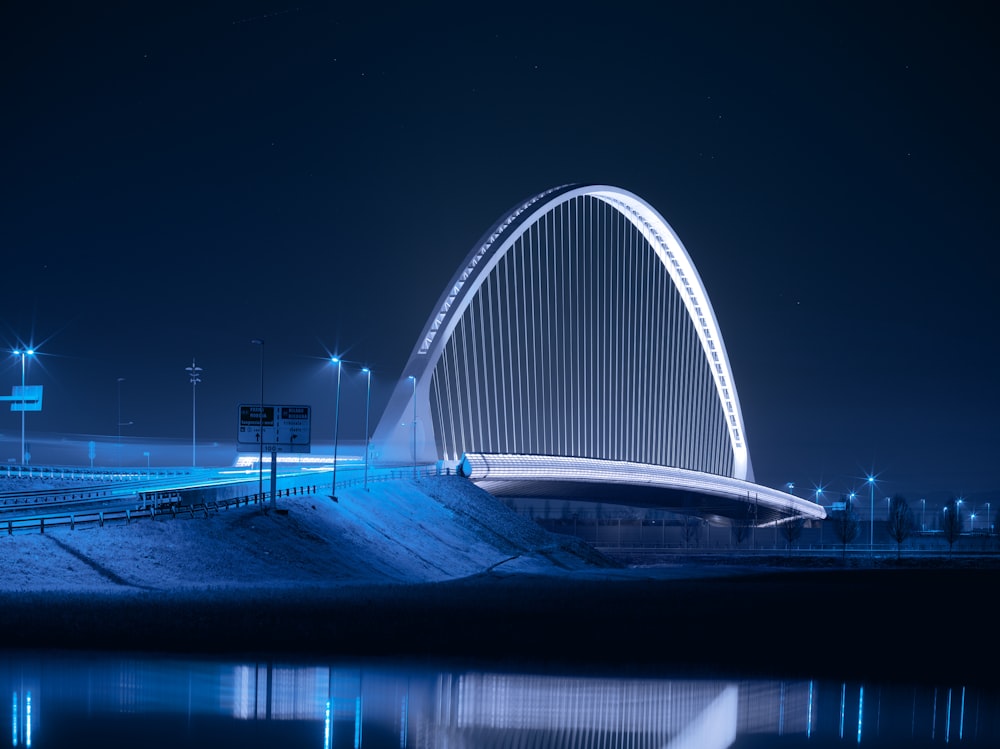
3;651;998;747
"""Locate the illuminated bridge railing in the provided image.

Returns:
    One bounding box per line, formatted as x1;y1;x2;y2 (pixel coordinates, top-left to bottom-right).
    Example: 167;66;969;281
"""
457;453;825;523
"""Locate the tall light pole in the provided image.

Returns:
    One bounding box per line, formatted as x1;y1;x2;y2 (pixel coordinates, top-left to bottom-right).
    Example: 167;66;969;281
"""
115;377;125;470
330;356;343;500
251;339;264;501
185;358;202;467
921;498;926;531
363;367;371;491
117;377;127;470
814;485;824;546
408;375;417;478
12;348;34;465
866;474;876;555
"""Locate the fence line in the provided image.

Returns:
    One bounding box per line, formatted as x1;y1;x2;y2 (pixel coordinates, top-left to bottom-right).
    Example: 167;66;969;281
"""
2;466;455;535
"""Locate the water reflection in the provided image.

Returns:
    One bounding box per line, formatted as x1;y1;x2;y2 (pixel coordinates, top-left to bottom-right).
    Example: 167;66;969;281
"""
3;652;999;747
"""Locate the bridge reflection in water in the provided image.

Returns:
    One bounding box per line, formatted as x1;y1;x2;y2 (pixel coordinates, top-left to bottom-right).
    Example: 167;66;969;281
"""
4;653;998;748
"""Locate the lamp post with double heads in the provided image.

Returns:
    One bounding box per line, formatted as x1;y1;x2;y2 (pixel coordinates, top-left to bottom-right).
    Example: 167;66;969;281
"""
185;358;202;467
251;339;264;502
363;367;372;491
408;375;417;478
12;348;34;465
330;356;343;500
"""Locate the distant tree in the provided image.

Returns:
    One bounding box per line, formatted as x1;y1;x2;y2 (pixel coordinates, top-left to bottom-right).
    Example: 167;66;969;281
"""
732;511;752;547
780;516;805;554
830;496;861;559
885;495;915;560
941;497;963;557
681;515;701;548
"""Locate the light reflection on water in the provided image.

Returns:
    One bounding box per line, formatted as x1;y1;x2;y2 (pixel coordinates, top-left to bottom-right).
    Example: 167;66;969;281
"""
3;652;998;748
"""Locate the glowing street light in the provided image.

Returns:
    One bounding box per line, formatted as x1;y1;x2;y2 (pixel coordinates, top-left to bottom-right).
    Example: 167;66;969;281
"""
921;498;926;531
185;358;202;467
866;474;877;555
12;348;34;465
251;339;264;502
362;367;372;491
330;356;343;500
814;485;824;544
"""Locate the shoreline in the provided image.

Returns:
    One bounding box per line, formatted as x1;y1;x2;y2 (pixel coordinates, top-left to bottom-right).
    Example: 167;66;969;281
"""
3;565;997;687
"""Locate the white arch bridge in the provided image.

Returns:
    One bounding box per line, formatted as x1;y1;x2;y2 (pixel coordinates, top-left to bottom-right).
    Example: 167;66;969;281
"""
371;184;824;527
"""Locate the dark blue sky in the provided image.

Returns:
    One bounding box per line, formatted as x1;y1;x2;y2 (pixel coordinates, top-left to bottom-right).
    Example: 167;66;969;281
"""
1;2;996;500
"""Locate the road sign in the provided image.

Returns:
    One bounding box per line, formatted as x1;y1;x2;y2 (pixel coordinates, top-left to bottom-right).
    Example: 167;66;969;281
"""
3;385;43;412
237;404;311;453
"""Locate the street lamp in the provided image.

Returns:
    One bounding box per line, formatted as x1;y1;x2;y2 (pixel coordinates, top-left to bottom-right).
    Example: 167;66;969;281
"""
185;358;202;467
810;485;824;544
251;339;264;502
866;474;876;555
408;375;417;478
330;356;343;500
116;377;131;469
921;498;926;531
957;498;964;534
363;367;372;491
12;348;34;465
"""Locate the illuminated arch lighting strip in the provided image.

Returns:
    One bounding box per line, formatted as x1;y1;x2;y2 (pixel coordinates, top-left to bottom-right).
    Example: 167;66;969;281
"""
411;184;750;480
587;190;747;479
418;184;573;356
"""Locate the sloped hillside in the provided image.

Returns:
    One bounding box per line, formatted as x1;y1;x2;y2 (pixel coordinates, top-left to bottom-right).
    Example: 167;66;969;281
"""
0;476;614;594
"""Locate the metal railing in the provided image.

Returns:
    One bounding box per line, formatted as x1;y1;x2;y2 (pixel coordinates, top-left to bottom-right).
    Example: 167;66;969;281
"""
3;485;322;535
0;467;458;535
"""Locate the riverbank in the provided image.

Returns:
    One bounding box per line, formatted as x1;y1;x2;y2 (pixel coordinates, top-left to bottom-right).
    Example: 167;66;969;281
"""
2;477;997;687
3;566;997;689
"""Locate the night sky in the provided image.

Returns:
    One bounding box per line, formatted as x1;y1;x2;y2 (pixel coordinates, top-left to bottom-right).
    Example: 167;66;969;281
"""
2;3;996;502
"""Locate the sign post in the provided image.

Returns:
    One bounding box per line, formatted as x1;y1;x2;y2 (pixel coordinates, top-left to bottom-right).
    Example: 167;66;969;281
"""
237;405;312;510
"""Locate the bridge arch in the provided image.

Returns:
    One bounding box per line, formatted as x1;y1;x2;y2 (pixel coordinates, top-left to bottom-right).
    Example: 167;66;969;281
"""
373;184;753;481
